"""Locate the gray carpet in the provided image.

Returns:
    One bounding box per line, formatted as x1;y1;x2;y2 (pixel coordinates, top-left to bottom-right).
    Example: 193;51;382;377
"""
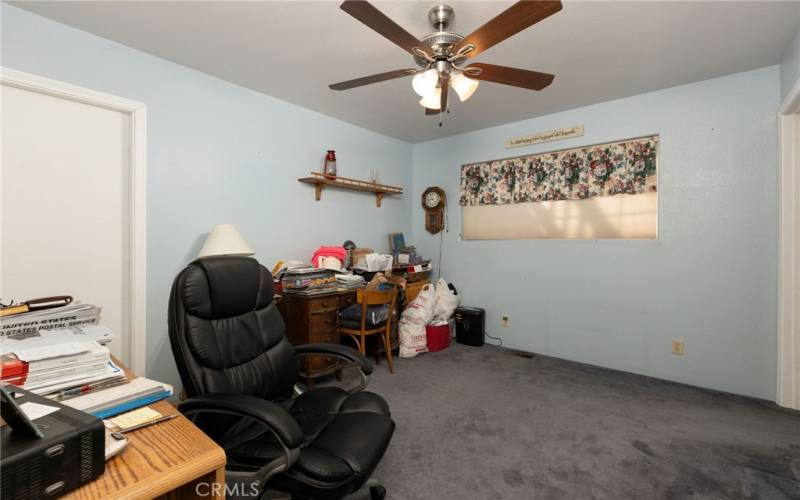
363;344;800;500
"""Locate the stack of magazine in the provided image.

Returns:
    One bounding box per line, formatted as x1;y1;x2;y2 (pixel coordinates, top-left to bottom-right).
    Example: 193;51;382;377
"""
281;267;338;296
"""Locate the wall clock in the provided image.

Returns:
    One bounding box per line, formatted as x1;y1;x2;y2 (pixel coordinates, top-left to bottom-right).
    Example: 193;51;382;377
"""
422;186;446;234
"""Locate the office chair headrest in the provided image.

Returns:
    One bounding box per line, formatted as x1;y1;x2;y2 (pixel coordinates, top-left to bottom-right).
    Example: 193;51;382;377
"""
182;256;273;319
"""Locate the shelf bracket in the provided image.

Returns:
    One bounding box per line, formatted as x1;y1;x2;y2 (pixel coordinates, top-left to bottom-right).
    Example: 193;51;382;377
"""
376;192;384;207
315;183;324;201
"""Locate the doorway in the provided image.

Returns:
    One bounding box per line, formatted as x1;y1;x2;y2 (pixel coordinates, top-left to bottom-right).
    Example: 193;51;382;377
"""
0;68;147;374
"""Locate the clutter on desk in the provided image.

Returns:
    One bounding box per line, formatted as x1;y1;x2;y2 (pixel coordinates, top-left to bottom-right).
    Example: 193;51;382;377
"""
312;245;347;268
0;297;172;417
0;295;74;317
109;405;164;430
0;301;101;337
354;253;393;272
336;273;366;289
62;376;173;419
104;425;129;460
399;278;460;358
275;231;435;302
281;267;338;296
343;240;357;268
0;325;128;397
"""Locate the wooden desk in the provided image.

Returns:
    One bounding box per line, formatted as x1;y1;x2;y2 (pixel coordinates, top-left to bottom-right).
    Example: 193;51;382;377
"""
65;363;226;500
277;289;357;383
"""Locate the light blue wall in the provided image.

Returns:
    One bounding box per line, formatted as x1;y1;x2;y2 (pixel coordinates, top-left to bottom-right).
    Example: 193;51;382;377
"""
411;66;780;400
1;5;413;390
1;4;784;400
781;26;800;103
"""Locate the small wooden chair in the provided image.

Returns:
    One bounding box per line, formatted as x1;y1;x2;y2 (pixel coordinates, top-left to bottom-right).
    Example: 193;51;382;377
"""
339;287;397;374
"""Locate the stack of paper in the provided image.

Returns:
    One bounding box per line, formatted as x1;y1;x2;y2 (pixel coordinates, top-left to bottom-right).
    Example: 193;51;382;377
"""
0;326;126;396
62;377;173;418
336;274;366;289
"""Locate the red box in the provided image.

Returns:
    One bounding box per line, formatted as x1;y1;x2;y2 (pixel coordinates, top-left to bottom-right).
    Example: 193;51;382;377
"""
426;324;451;352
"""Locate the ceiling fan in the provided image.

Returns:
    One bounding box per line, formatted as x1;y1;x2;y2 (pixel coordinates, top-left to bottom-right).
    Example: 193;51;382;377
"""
329;1;562;123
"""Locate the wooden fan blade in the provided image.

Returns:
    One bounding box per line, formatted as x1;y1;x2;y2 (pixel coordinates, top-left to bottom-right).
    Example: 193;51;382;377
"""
329;69;416;90
340;1;430;57
425;107;439;115
466;63;555;90
453;1;562;58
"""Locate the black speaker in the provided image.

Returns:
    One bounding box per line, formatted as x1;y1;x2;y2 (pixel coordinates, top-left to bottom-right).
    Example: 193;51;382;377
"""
454;307;485;347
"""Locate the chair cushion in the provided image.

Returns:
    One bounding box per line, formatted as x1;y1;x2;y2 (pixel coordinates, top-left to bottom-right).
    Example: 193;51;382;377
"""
310;411;395;479
339;318;387;331
339;304;389;326
265;388;394;498
225;388;393;485
289;387;390;439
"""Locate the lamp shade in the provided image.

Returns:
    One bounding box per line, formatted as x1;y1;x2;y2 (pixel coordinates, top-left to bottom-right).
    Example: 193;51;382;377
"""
419;87;442;109
412;68;438;97
450;72;479;102
197;224;255;258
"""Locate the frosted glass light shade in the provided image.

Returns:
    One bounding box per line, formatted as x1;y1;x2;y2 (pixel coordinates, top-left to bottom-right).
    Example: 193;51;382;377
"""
197;224;255;258
412;69;438;97
419;87;442;109
451;72;479;102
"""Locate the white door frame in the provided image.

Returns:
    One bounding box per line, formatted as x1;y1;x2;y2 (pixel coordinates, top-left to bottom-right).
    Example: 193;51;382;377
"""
1;67;147;375
778;79;800;410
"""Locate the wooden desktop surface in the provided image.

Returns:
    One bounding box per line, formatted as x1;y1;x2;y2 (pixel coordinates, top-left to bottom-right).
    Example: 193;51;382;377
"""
64;361;226;500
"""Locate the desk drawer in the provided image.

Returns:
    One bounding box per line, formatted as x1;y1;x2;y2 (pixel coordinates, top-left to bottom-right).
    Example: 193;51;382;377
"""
310;310;337;332
339;293;356;309
310;328;339;345
309;297;339;313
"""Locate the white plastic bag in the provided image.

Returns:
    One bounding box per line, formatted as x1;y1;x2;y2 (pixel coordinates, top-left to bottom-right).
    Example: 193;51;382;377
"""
432;279;459;323
399;319;428;358
355;253;393;272
401;284;436;325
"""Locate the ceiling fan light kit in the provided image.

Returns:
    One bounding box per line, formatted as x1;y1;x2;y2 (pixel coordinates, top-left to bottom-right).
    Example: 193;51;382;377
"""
412;68;439;97
330;0;562;123
450;72;479;102
419;87;442;110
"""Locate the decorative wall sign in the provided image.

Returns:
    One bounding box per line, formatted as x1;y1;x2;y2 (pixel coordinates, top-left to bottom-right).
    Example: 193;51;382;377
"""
504;125;584;149
460;135;658;206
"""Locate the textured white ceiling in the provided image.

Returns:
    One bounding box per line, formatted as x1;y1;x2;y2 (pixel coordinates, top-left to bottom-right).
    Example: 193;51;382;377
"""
13;1;800;142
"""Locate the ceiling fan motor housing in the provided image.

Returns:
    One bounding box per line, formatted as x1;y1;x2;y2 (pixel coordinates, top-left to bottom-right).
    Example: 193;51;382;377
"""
428;4;454;30
413;32;465;67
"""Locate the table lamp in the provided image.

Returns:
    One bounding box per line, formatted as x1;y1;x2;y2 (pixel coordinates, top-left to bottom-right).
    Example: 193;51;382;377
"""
197;224;254;258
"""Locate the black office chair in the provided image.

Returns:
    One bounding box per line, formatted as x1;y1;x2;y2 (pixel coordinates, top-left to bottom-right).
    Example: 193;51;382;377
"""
168;256;394;499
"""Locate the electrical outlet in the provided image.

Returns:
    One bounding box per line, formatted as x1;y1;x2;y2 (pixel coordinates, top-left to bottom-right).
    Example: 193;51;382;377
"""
671;339;685;355
501;315;510;327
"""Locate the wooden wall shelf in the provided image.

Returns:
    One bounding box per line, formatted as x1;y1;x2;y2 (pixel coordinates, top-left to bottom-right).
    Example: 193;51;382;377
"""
298;172;403;207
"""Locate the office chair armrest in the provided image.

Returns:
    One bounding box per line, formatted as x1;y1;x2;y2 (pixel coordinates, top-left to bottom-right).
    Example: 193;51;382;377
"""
179;393;304;449
295;343;374;375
